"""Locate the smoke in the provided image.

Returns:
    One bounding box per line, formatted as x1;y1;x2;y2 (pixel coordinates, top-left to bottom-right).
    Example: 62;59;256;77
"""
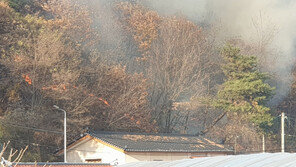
82;0;144;71
143;0;296;104
78;0;296;104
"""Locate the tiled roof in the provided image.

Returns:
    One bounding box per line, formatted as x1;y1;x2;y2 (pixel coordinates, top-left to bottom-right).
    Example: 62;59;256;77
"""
14;162;111;167
87;131;233;153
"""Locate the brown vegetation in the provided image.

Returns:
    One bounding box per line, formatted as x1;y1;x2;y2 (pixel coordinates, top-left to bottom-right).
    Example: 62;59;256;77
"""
0;0;288;161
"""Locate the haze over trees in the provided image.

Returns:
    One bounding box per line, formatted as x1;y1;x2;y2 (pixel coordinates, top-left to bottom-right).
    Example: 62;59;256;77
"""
0;0;295;161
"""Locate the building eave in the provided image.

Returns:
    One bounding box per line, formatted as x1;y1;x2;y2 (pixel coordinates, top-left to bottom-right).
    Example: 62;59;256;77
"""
92;137;125;153
55;134;92;156
55;133;126;156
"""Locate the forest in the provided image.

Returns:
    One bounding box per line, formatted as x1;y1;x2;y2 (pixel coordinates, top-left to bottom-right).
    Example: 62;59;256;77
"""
1;0;296;161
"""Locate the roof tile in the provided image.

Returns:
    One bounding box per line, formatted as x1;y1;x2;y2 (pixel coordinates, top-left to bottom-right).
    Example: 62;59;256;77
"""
88;131;233;153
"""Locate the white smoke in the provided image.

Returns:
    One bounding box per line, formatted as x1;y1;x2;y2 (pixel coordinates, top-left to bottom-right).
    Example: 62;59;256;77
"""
143;0;296;103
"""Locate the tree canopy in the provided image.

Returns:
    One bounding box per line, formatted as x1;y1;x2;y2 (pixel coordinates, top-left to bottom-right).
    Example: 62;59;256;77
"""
216;45;275;127
1;0;293;161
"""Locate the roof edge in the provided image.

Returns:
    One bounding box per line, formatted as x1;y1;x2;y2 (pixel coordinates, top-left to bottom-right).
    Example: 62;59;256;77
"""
55;132;126;156
14;162;111;166
90;134;125;153
124;149;234;153
55;134;91;155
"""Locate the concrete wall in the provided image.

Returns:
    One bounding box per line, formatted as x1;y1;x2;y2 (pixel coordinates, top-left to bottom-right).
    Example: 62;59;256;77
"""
125;152;227;163
125;152;190;162
66;138;126;165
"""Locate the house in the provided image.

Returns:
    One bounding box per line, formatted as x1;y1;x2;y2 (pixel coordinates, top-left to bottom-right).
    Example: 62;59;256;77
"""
56;131;233;165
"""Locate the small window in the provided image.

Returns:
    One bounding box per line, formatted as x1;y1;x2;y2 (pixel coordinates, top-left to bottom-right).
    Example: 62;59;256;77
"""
85;158;102;163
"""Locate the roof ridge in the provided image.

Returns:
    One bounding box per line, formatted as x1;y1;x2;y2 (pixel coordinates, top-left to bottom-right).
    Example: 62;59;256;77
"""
88;130;204;138
94;136;206;145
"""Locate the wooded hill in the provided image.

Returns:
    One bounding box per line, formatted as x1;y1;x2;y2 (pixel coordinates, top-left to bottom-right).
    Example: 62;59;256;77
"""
0;0;295;161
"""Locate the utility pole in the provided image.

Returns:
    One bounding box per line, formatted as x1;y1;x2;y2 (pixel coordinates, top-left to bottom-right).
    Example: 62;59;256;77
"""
262;134;265;153
281;111;285;153
63;109;67;162
234;137;236;155
54;105;67;162
234;136;238;155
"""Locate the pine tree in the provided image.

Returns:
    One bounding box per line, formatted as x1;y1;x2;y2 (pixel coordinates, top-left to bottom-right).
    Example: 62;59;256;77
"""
215;44;275;127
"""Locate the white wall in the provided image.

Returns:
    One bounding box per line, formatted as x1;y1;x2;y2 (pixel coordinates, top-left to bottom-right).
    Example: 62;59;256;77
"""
66;138;126;165
125;152;191;162
125;152;228;163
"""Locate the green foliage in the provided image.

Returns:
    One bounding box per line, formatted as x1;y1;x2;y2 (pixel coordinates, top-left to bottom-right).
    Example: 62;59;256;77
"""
21;151;41;162
6;0;42;15
7;0;31;10
215;44;275;127
0;1;45;59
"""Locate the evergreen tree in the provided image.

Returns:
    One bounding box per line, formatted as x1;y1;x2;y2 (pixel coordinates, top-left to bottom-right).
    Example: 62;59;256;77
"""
215;44;275;128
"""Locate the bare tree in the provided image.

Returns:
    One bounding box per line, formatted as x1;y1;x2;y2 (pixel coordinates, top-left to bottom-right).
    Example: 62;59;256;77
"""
146;17;217;132
42;0;99;48
0;141;28;166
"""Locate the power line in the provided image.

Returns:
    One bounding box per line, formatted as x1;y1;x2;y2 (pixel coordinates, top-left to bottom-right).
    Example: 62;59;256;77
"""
0;122;239;146
3;130;296;155
3;119;296;154
0;120;63;134
0;138;58;149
